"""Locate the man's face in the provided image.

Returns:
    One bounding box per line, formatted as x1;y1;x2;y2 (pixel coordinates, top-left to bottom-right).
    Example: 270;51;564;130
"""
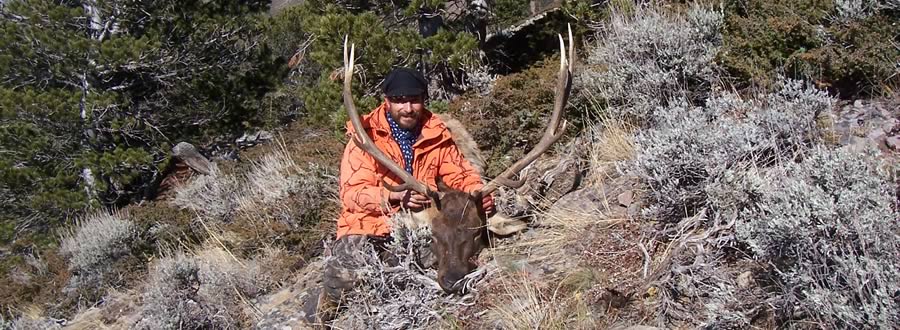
386;95;425;130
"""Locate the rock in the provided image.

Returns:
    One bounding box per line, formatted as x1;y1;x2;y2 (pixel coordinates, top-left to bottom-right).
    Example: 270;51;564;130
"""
886;136;900;151
172;142;215;175
737;271;754;289
847;136;880;153
495;151;583;218
255;260;326;329
532;155;582;209
551;187;605;215
495;186;532;219
626;201;643;219
617;190;634;207
867;129;886;140
882;119;899;134
236;130;274;146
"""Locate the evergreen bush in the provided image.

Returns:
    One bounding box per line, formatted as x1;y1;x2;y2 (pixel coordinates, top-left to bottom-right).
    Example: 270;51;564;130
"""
262;0;479;131
0;0;284;242
720;0;900;97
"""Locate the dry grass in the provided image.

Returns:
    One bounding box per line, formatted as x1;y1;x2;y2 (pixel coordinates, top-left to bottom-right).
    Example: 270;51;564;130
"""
588;118;635;165
473;194;626;329
815;110;841;146
472;107;637;328
583;93;637;186
483;272;596;330
171;166;238;220
492;197;624;264
228;136;338;253
234;138;304;212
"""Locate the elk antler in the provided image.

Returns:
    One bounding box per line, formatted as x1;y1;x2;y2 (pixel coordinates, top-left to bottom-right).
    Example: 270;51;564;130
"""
342;36;431;196
480;24;576;196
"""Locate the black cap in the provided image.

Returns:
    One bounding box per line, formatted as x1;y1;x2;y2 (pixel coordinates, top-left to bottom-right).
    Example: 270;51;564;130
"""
382;67;428;98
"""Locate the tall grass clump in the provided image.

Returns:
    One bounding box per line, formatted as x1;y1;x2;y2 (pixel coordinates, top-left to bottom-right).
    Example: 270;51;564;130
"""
226;141;338;256
233;140;338;227
236;140;303;207
579;4;724;125
171;168;238;221
484;272;595;330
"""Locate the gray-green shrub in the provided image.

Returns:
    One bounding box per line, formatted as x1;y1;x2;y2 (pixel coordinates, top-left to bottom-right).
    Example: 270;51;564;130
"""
579;4;724;124
634;79;833;222
58;210;137;292
135;248;267;329
736;146;899;328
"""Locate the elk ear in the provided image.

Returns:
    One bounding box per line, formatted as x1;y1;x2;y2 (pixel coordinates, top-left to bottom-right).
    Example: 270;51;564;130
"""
435;176;452;192
487;214;528;235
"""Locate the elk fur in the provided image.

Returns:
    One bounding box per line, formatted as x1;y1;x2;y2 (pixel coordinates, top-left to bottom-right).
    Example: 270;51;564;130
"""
436;113;486;175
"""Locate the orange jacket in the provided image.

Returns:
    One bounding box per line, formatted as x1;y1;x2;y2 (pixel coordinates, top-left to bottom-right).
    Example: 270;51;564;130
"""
336;102;486;238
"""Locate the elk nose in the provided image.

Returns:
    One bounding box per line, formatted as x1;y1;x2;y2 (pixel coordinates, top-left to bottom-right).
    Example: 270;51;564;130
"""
440;274;465;293
440;278;460;293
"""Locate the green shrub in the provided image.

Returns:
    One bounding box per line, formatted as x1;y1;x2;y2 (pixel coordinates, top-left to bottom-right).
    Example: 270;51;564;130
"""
492;0;531;29
449;58;584;177
262;0;479;134
720;0;900;97
0;0;285;242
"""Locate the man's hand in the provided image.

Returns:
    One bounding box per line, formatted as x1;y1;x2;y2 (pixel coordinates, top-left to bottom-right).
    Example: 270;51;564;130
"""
482;194;496;217
389;190;431;210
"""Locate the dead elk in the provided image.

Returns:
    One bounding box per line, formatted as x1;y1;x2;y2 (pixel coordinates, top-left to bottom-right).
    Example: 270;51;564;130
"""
341;26;575;293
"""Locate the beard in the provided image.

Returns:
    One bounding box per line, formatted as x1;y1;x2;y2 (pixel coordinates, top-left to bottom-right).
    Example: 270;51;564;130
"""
391;111;420;130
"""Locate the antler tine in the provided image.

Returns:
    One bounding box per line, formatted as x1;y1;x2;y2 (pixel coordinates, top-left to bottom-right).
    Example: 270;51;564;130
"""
342;36;430;195
480;27;575;195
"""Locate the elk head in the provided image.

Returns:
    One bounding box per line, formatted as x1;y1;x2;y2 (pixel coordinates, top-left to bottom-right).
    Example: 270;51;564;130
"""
341;26;575;293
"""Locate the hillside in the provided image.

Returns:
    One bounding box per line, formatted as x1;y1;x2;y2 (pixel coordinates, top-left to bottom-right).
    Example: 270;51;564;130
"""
2;0;899;329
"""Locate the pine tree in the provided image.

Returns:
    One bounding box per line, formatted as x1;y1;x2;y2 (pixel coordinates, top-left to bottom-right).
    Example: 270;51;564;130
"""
0;0;283;245
263;0;479;130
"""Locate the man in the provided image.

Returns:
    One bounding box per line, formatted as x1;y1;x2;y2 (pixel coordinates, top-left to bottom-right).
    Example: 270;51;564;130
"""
303;67;494;326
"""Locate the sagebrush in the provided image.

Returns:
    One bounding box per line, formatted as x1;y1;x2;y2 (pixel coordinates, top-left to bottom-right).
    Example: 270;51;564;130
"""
579;4;724;125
